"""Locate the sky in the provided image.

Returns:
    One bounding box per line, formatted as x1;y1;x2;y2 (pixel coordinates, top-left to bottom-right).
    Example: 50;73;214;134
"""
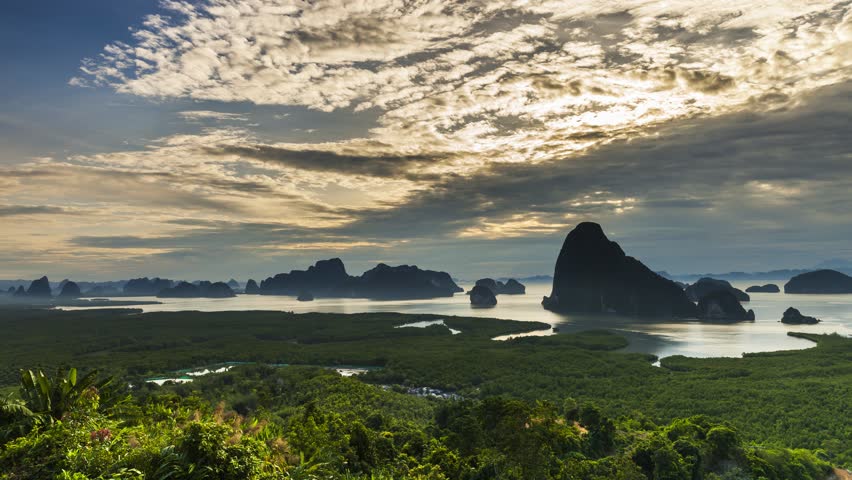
1;0;850;281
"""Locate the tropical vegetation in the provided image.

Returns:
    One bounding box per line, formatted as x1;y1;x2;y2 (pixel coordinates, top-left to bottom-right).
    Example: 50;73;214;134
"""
0;306;849;478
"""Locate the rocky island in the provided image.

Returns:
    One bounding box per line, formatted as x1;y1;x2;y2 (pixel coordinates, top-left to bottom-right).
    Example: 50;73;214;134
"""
259;258;350;296
259;259;462;300
745;284;780;293
784;269;852;294
123;277;174;296
469;285;497;307
26;276;52;297
470;278;526;295
82;285;123;297
781;307;821;324
244;279;260;294
58;281;82;298
697;291;755;321
356;263;463;299
157;281;236;298
501;279;526;294
157;281;203;298
686;278;750;302
542;222;698;318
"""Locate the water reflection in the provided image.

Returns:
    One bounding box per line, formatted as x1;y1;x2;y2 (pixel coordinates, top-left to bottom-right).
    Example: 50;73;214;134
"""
63;281;850;359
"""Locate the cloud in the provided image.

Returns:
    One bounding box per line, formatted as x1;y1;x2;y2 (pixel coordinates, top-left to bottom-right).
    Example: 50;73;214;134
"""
72;0;850;167
67;1;851;199
5;81;850;277
67;219;401;279
0;205;80;217
3;0;847;279
70;220;316;250
4;164;243;213
177;110;248;122
337;82;852;246
211;143;450;178
67;77;90;88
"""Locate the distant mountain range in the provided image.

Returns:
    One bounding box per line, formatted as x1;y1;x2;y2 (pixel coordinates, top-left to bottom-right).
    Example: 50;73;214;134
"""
2;260;465;302
0;278;240;297
657;266;852;283
3;259;851;294
497;275;553;283
462;265;852;286
0;279;129;292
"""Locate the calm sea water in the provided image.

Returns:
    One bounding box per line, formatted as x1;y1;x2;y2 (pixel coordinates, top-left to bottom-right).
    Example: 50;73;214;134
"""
65;281;852;359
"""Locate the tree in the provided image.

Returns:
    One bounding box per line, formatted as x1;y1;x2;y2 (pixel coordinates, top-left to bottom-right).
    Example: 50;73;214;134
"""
706;426;740;462
580;403;616;456
0;396;32;421
0;395;34;440
653;444;688;480
19;367;110;423
562;397;579;422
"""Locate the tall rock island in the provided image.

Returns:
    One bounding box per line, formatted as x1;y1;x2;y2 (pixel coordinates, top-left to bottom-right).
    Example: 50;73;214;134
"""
542;222;697;318
26;276;52;297
58;281;82;298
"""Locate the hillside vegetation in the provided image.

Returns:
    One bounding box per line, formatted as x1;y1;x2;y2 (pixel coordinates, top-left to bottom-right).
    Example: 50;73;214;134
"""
0;307;850;478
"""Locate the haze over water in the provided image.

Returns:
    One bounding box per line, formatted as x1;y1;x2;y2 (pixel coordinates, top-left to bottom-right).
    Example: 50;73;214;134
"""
66;281;852;360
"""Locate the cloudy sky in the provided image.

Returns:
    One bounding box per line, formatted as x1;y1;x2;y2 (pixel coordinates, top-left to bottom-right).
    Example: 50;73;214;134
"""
1;0;850;281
